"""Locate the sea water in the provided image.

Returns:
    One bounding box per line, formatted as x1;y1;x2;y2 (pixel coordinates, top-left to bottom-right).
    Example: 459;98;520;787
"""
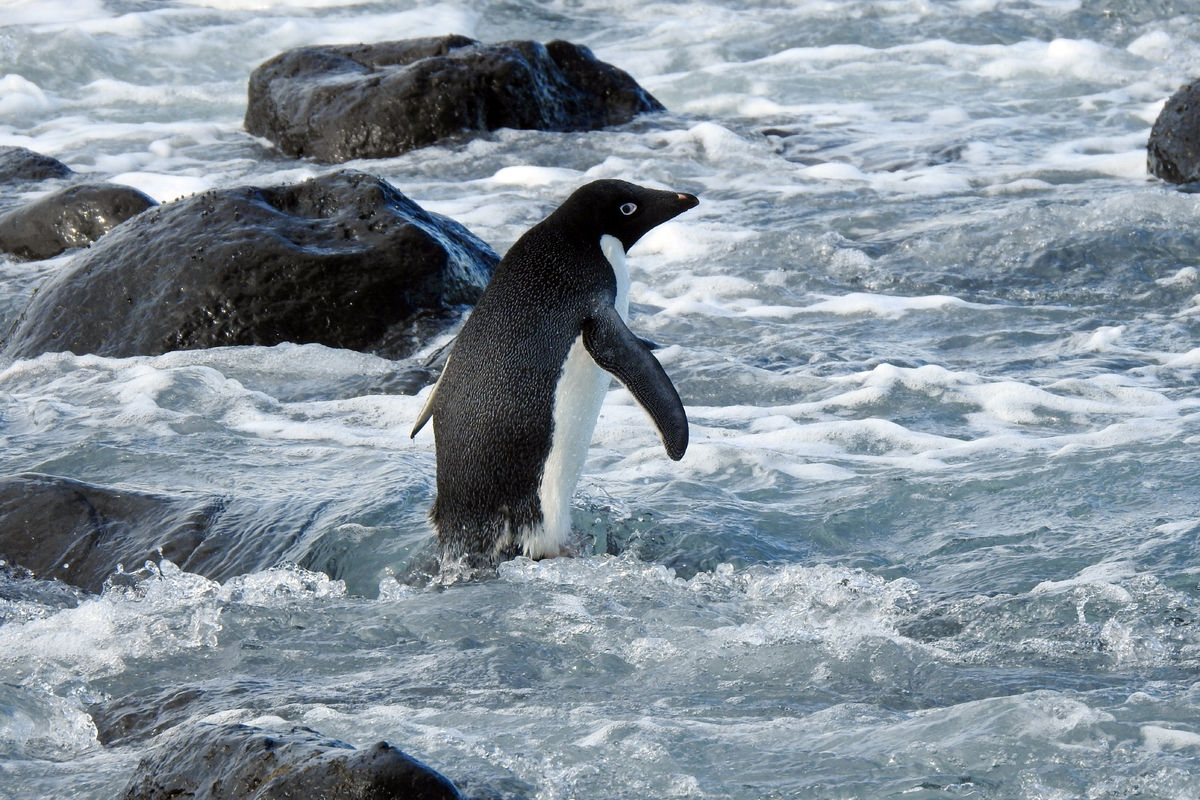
1;1;1199;797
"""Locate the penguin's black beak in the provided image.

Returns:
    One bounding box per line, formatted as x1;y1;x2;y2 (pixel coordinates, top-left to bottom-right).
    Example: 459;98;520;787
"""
657;191;697;221
649;189;699;231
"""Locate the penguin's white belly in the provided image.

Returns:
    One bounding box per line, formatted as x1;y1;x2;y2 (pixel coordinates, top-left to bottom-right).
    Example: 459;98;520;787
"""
522;337;609;557
520;235;629;558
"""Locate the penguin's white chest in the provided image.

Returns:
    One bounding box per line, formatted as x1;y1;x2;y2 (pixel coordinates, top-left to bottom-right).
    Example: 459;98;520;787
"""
522;235;629;558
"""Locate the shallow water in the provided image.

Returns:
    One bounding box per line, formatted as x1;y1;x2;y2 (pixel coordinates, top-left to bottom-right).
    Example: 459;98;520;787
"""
2;1;1200;798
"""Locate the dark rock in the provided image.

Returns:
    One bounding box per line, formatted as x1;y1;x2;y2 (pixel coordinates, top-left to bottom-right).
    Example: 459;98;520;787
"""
0;182;156;259
0;145;73;184
0;473;315;594
2;170;497;359
245;35;664;162
120;722;463;800
1149;79;1200;184
0;148;154;258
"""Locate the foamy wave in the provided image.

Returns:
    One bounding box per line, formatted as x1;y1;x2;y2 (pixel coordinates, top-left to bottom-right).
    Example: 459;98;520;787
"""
498;556;919;663
593;358;1193;489
0;74;52;116
0;560;345;692
0;560;221;688
937;565;1200;671
180;0;368;8
220;564;346;605
637;278;984;320
0;684;99;759
0;348;425;449
2;0;108;27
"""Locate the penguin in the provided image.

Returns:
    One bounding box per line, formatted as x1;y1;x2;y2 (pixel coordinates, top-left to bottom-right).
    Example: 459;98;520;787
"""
410;179;698;565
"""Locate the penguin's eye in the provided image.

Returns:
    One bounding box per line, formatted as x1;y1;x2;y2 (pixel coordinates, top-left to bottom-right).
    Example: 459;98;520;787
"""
619;202;638;216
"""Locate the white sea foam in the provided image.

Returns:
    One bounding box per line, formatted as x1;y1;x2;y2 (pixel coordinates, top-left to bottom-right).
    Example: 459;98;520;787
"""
1043;133;1152;180
590;354;1193;491
1157;267;1199;287
638;281;929;320
0;74;52;116
108;170;212;201
0;349;430;456
251;6;479;51
1031;561;1139;600
0;561;221;688
1141;725;1200;753
980;37;1136;83
798;292;987;318
1126;30;1173;62
153;342;401;390
489;165;584;187
220;564;346;605
0;560;346;696
1160;348;1200;368
1;0;109;26
0;685;99;759
180;0;368;8
497;556;919;663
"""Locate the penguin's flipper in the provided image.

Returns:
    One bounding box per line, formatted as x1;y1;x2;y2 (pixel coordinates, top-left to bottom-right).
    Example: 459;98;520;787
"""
410;355;451;438
582;306;688;460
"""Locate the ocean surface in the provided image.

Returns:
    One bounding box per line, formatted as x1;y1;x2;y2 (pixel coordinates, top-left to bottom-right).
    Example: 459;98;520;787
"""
2;1;1200;797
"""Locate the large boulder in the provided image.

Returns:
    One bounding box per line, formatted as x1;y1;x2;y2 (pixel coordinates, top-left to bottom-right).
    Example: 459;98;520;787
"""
1149;79;1200;184
2;170;497;359
245;35;665;162
0;473;313;594
121;722;463;800
0;182;156;259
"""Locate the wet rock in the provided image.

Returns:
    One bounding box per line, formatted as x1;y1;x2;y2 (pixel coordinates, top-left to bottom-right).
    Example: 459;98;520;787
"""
93;681;299;748
0;145;73;184
0;473;315;594
0;148;154;258
245;35;664;162
94;686;211;747
0;183;156;259
1148;79;1200;184
120;722;464;800
2;170;497;359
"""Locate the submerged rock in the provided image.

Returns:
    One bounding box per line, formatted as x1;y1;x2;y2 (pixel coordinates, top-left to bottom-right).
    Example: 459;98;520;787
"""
0;473;315;594
0;145;73;184
120;722;464;800
245;35;664;162
93;685;211;748
2;170;497;359
0;183;156;260
1148;79;1200;184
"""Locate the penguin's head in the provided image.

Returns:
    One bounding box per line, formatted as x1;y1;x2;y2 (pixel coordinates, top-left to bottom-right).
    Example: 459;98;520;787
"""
556;179;699;252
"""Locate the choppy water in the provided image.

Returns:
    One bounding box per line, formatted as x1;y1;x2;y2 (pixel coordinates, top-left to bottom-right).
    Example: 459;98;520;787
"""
2;1;1200;798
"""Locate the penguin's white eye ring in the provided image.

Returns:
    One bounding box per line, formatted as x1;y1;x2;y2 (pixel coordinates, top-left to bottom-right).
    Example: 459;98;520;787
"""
619;202;637;216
